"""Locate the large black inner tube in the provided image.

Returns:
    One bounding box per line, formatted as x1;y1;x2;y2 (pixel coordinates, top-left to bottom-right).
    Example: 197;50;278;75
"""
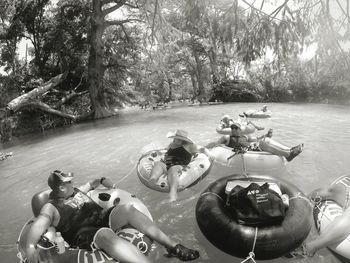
196;174;312;260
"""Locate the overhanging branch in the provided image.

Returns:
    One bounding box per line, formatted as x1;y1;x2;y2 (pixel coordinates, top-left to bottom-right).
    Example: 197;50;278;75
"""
7;72;68;113
102;0;127;16
24;101;77;120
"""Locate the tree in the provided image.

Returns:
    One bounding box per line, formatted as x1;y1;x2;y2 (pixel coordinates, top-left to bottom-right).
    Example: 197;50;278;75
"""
87;0;143;118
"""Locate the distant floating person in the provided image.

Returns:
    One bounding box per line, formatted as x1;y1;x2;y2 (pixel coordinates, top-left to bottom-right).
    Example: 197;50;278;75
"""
243;105;272;118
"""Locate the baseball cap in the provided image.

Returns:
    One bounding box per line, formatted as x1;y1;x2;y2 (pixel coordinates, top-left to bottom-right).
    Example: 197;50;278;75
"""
48;170;74;189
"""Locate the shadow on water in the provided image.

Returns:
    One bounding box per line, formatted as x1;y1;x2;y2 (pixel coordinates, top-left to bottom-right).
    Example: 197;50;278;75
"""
1;102;350;263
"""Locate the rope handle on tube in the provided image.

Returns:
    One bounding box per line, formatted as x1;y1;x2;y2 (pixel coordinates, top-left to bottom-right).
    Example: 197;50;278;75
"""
240;227;258;263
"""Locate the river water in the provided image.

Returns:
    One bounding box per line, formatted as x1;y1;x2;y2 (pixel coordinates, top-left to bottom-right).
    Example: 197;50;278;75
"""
1;102;350;263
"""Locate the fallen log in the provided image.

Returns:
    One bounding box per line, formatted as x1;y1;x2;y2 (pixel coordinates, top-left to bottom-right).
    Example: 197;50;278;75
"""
7;72;68;113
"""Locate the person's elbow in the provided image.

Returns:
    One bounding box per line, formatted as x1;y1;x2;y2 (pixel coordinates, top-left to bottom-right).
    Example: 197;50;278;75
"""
216;127;224;134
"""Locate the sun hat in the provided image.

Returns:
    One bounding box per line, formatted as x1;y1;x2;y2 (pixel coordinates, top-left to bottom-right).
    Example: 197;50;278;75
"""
166;130;194;144
48;170;74;189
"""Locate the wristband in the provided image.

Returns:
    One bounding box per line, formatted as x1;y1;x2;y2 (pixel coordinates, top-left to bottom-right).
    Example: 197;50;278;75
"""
100;177;106;184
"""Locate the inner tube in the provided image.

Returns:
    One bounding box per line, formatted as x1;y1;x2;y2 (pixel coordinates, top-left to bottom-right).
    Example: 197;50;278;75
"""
216;123;256;135
196;174;312;260
313;175;350;263
137;149;212;192
17;188;153;263
244;110;272;118
210;145;286;175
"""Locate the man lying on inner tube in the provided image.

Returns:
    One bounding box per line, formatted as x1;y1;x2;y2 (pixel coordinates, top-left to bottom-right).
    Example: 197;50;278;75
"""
207;122;303;162
216;114;265;135
26;170;200;263
299;183;350;257
242;105;269;117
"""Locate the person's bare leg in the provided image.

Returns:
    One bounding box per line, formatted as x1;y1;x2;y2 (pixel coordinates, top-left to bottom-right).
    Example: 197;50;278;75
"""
167;166;182;202
309;185;347;208
306;208;350;255
259;138;290;157
248;121;264;131
149;161;166;182
109;204;176;249
109;204;200;261
94;228;151;263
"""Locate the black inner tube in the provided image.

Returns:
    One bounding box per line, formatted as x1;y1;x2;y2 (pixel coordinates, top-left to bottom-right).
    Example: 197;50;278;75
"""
196;174;312;260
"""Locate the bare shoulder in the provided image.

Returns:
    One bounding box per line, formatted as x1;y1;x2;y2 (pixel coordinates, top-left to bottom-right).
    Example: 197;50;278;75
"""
221;135;230;143
38;203;59;222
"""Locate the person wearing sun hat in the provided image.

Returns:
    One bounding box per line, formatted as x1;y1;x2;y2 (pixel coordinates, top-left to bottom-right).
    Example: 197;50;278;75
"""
149;129;213;202
26;170;200;263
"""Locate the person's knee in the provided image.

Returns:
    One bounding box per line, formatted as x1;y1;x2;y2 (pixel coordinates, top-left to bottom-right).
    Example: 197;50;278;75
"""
94;227;116;249
258;140;268;150
153;161;166;171
150;162;166;178
262;137;272;144
116;204;138;216
168;165;182;174
167;168;182;183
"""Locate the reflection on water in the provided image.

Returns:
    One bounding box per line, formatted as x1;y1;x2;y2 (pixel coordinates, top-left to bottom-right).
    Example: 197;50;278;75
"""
1;102;350;263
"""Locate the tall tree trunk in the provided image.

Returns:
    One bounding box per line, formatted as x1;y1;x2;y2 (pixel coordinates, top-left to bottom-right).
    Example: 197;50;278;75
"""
88;0;112;119
190;72;198;100
193;49;205;102
208;46;219;84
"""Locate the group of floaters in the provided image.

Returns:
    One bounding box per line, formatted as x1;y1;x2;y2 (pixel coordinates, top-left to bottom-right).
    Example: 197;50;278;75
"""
0;151;12;161
18;105;350;263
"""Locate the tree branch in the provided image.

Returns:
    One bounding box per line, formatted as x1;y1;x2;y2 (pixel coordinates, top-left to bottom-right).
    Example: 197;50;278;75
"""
102;0;127;16
25;101;77;120
124;3;139;9
240;0;284;22
7;73;68;113
104;18;142;27
269;0;289;21
150;0;158;44
55;90;89;108
335;0;349;19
